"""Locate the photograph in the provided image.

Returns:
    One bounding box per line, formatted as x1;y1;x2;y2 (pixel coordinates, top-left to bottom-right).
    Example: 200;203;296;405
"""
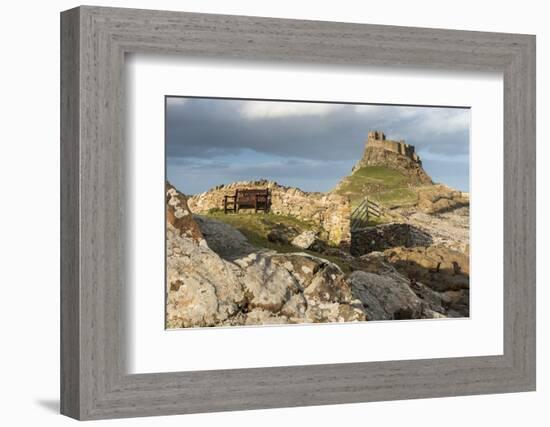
165;97;471;328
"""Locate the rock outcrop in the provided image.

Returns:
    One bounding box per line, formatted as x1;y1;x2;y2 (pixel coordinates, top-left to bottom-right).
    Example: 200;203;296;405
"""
166;221;245;327
348;250;467;319
350;131;433;185
166;183;367;328
291;230;319;250
384;246;469;292
349;271;427;320
392;205;470;253
194;215;256;260
415;184;469;214
166;183;204;243
382;245;469;317
188;180;351;246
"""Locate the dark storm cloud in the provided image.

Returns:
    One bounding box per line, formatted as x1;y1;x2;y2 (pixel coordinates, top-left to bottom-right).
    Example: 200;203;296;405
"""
166;97;470;193
167;98;469;161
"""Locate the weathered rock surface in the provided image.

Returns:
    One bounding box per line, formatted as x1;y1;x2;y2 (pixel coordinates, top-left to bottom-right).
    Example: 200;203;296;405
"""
350;223;433;256
349;271;422;320
291;230;318;250
415;184;469;215
166;223;246;328
384;245;469;292
194;215;256;260
379;245;470;317
166;182;204;243
410;209;469;253
167;183;367;328
270;253;322;287
349;271;424;320
266;222;300;245
234;253;300;312
348;268;451;320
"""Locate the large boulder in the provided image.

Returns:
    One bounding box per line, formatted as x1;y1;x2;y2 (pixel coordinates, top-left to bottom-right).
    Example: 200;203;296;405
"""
167;182;249;327
166;182;204;243
397;207;470;254
272;253;367;323
234;253;300;312
304;262;353;304
270;253;323;287
291;230;318;249
416;184;469;214
384;245;469;292
166;223;246;328
194;215;256;260
348;271;427;320
383;245;469;317
266;222;300;245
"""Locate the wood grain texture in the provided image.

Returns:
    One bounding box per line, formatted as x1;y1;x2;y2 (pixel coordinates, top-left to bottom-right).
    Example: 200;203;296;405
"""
60;6;536;420
60;7;80;419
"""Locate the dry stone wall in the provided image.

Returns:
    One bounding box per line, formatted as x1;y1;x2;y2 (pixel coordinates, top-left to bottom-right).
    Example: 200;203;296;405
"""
188;180;351;245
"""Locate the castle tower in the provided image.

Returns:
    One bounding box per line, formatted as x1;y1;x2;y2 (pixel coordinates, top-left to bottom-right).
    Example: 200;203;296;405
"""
367;130;386;141
365;130;421;165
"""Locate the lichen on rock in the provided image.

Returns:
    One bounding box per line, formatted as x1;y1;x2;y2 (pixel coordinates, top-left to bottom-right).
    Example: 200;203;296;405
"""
166;182;369;328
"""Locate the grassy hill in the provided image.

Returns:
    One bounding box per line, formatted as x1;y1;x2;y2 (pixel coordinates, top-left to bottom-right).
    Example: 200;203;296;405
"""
333;166;419;209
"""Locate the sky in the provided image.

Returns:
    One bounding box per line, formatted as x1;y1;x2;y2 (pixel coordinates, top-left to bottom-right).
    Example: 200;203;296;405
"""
166;97;470;195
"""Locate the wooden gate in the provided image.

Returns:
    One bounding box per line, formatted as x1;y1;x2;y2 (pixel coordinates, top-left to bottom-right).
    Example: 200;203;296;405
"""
351;198;380;232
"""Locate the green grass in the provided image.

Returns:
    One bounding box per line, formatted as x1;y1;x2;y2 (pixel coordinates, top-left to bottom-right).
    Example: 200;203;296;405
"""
206;211;322;237
335;166;418;209
202;211;351;272
370;188;418;207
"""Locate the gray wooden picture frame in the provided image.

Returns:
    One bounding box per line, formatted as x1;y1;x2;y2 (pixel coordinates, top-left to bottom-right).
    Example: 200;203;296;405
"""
60;5;536;420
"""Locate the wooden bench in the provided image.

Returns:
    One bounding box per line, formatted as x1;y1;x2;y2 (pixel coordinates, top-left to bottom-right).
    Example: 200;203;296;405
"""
224;189;271;213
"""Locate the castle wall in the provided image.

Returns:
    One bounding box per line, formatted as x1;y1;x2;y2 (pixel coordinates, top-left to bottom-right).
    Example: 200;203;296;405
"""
366;133;420;163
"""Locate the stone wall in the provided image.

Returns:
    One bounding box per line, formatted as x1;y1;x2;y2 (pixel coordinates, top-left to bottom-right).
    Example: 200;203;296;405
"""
187;180;351;245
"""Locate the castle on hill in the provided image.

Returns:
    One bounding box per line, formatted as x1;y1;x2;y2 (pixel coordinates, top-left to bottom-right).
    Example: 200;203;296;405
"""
366;130;421;165
344;130;432;185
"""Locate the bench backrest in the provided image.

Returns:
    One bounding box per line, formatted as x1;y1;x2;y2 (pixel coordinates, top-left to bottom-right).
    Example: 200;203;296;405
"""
235;189;270;203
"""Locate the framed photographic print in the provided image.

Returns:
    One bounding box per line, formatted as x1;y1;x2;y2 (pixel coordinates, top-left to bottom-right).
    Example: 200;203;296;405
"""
61;6;536;420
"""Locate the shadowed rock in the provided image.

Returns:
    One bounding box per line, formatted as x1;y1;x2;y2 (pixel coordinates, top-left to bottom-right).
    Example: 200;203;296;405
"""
351;223;433;256
194;215;257;260
348;271;425;320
